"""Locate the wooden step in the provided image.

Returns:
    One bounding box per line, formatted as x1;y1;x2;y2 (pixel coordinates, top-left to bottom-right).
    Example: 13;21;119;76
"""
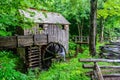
28;52;40;56
28;47;39;50
28;49;39;52
28;55;39;58
29;63;39;67
29;61;39;65
28;58;39;61
29;61;39;66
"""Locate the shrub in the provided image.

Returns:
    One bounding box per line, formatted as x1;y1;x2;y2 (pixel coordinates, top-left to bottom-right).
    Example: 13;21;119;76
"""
38;48;91;80
0;51;27;80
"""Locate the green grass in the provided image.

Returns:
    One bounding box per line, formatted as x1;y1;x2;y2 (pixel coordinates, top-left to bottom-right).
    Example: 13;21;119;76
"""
38;47;91;80
1;42;118;80
0;48;91;80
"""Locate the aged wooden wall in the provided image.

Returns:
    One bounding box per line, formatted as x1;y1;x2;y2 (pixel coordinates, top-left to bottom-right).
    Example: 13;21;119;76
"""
16;23;69;52
46;24;69;52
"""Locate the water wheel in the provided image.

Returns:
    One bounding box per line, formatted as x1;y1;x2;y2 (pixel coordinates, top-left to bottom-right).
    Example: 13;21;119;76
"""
42;42;66;69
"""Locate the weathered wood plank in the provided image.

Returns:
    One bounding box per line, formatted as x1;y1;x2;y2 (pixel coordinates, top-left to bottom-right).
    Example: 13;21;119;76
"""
29;61;39;64
0;36;17;48
34;34;47;45
104;77;120;80
28;58;39;61
83;64;120;69
48;35;56;42
94;63;104;80
28;55;39;58
74;36;89;44
29;63;39;67
79;59;120;62
103;74;120;77
93;70;98;80
17;35;33;47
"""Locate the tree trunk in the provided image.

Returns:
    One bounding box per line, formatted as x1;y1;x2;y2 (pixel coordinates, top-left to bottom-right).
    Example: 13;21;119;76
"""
77;23;81;37
80;18;84;37
89;0;97;56
100;18;104;43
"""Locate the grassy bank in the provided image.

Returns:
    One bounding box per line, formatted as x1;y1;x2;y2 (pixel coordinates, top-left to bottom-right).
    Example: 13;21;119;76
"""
0;46;92;80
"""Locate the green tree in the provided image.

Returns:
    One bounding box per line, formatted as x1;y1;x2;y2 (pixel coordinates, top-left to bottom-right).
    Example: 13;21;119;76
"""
98;0;120;40
0;0;44;36
45;0;90;36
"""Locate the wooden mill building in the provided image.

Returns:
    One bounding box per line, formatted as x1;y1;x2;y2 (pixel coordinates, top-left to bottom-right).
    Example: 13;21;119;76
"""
19;9;70;52
0;9;70;69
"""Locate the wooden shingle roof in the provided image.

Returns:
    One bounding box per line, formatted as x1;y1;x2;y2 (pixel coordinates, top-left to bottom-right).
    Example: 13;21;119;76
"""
20;9;70;25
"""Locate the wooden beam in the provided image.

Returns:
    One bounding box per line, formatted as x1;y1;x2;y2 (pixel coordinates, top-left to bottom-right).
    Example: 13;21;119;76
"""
83;64;120;69
103;74;120;77
0;36;17;48
93;70;98;80
79;59;120;63
94;63;104;80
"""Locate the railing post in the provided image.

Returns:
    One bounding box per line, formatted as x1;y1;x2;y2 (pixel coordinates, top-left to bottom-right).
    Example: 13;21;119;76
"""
94;62;104;80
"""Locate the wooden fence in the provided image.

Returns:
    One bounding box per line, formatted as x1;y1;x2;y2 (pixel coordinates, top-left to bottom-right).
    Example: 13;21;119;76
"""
73;36;120;44
79;59;120;80
73;36;89;44
103;37;120;42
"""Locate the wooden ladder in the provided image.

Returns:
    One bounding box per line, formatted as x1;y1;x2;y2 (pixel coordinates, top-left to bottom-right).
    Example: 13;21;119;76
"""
27;46;42;70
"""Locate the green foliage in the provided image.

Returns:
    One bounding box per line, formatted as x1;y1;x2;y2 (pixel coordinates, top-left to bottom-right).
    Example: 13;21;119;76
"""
98;0;120;19
77;47;91;59
97;0;120;38
1;0;120;79
43;0;90;36
39;48;91;80
0;51;27;80
69;41;77;50
0;0;44;36
68;41;77;57
0;48;91;80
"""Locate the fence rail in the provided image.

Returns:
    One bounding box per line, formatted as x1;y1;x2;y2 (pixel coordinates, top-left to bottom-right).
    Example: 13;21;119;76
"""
73;36;89;44
104;37;120;42
79;58;120;80
73;36;120;44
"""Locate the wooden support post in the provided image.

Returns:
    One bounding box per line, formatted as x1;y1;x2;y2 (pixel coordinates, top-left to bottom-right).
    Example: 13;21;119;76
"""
80;36;82;43
38;46;42;70
75;36;77;43
94;62;104;80
93;70;98;80
87;36;89;44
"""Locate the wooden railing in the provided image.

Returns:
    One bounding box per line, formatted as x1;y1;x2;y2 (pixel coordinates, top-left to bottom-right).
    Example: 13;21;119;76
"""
73;36;120;44
104;37;120;42
73;36;120;43
73;36;89;44
79;59;120;80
